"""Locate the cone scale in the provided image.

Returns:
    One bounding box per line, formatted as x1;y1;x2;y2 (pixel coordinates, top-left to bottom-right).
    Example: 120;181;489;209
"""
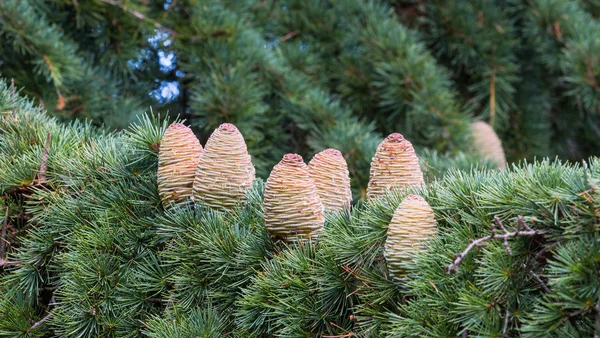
308;149;352;211
157;123;203;206
264;154;324;240
192;123;255;211
384;194;437;280
471;121;507;168
366;133;424;200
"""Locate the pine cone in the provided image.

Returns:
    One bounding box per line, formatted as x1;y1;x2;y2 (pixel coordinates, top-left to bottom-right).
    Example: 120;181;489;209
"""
157;123;203;205
384;194;437;279
366;133;424;200
264;154;324;240
471;121;507;168
192;123;255;210
308;149;352;211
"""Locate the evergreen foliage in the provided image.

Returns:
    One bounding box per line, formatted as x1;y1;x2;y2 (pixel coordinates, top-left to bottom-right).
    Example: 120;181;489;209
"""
2;81;599;337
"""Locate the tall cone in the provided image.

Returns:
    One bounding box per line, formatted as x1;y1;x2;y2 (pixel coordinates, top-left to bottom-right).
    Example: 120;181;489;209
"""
384;194;437;280
366;133;424;200
264;154;324;240
308;149;352;211
471;121;507;168
157;123;203;205
192;123;255;210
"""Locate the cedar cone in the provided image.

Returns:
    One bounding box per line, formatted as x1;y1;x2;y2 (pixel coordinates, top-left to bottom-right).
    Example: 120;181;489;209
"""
471;121;507;168
308;149;352;211
157;123;203;205
366;133;424;200
192;123;255;210
384;194;437;280
264;154;324;240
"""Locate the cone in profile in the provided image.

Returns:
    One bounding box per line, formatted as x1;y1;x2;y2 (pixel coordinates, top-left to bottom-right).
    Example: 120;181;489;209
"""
157;123;203;205
366;133;424;200
264;154;324;240
308;149;352;211
471;121;507;168
384;194;437;280
192;123;255;211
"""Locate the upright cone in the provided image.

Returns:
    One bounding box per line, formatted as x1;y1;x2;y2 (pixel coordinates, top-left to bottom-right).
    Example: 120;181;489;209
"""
192;123;255;210
157;123;203;205
384;194;437;280
366;133;424;200
471;121;506;168
308;149;352;211
264;154;324;240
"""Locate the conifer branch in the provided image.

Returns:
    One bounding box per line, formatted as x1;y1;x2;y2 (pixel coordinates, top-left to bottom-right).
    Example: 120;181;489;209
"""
0;207;8;267
446;216;545;274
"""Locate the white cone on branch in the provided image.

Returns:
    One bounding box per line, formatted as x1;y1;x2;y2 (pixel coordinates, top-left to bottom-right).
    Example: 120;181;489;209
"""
157;123;203;205
264;154;324;240
308;149;352;211
366;133;424;200
192;123;255;211
471;121;507;168
384;194;437;280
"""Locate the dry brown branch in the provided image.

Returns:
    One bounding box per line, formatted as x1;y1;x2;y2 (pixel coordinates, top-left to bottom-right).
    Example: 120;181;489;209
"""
446;216;545;274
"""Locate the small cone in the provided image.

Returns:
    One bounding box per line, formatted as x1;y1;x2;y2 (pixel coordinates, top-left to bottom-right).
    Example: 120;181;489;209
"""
366;133;424;200
384;194;437;280
308;149;352;211
157;123;203;205
192;123;255;210
471;121;507;168
264;154;324;240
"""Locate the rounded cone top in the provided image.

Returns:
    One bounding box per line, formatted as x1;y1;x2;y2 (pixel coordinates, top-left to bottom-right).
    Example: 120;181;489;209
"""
157;123;203;206
308;148;352;211
384;194;437;280
471;121;507;168
366;133;424;200
264;153;324;240
192;123;255;211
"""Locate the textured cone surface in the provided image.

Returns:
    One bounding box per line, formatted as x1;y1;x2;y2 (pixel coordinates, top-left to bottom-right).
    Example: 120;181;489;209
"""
308;149;352;211
384;194;437;279
264;154;324;240
157;123;203;205
192;123;255;210
366;133;424;200
471;121;507;168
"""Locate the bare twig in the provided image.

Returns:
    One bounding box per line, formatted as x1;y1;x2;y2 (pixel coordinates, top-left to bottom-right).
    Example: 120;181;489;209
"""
522;264;552;294
280;30;299;42
534;242;558;261
26;295;55;333
446;216;545;274
0;207;8;267
99;0;176;36
503;308;510;334
37;132;51;184
10;78;15;96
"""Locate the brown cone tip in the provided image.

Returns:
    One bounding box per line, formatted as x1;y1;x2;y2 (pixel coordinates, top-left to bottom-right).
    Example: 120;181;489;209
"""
157;123;202;206
308;148;352;212
384;194;437;280
264;154;324;241
281;153;304;165
366;133;424;200
218;123;240;133
192;123;255;211
471;121;507;169
385;133;405;143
